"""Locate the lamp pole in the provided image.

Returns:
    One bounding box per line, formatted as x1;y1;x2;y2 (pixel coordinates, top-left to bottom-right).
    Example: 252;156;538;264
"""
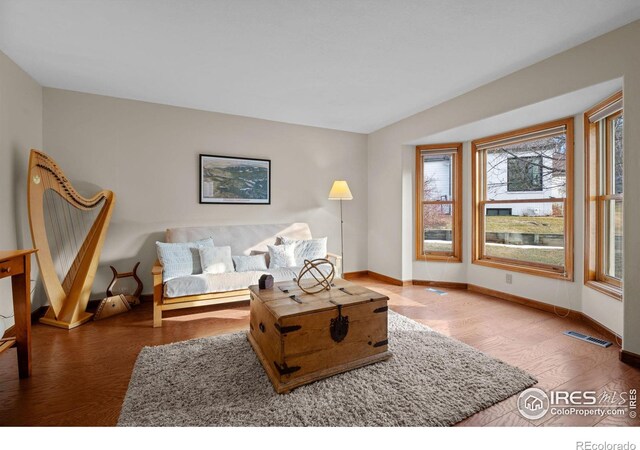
328;180;352;277
340;198;344;275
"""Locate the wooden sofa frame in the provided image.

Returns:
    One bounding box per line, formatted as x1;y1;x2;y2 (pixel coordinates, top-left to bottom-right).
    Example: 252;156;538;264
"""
152;253;342;327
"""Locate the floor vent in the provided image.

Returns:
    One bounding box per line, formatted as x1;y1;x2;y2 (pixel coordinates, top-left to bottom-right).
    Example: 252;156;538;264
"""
564;331;612;348
426;288;447;296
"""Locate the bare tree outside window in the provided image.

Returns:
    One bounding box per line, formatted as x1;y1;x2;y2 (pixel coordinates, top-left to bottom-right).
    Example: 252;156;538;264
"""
487;135;566;199
614;116;623;195
606;113;623;279
423;173;451;230
472;118;573;279
422;156;453;253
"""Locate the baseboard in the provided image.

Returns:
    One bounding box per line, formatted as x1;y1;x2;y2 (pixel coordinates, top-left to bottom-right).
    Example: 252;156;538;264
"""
467;284;577;317
467;283;621;346
367;270;411;286
412;280;468;290
578;313;621;346
343;271;369;280
620;350;640;368
361;274;621;342
345;271;464;289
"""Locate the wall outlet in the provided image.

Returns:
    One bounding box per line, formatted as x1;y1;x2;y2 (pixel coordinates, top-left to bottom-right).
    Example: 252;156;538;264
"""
506;273;513;284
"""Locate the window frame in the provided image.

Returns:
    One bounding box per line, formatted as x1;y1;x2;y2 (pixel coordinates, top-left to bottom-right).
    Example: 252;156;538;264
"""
415;143;463;262
584;91;623;300
471;117;574;280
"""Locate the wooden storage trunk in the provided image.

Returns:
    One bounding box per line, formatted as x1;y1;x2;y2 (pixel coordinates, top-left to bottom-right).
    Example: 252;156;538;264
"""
247;279;391;394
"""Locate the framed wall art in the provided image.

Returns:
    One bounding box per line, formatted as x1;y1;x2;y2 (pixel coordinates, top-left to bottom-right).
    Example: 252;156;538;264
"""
199;154;271;204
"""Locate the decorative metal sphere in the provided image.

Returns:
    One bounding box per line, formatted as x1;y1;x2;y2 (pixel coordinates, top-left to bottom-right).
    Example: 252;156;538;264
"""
296;258;336;294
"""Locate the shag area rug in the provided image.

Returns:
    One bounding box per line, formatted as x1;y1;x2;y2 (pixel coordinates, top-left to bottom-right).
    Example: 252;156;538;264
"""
118;311;536;426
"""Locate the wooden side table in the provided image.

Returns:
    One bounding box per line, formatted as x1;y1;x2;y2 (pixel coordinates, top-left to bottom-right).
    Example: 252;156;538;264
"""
0;249;37;378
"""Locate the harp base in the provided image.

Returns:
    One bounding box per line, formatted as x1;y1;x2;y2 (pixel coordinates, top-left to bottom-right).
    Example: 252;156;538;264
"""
39;310;94;330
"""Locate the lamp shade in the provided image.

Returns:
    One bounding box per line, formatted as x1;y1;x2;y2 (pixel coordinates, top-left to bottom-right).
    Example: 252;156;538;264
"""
328;180;353;200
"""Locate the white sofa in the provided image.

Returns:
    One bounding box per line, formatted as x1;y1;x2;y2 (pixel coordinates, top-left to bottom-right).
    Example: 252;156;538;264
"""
152;222;341;327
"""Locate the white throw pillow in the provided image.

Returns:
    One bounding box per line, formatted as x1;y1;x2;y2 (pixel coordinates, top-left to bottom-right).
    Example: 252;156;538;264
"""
233;254;268;272
267;243;297;269
156;238;214;282
250;250;270;267
279;236;328;266
199;246;235;274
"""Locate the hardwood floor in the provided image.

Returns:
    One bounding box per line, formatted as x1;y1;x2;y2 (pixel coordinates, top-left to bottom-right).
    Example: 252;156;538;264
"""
1;276;638;426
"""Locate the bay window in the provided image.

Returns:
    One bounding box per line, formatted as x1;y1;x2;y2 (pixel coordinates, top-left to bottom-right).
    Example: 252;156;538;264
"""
584;92;623;299
472;118;574;279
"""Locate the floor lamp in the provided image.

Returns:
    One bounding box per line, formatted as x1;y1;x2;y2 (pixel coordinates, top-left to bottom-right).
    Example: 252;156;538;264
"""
328;180;353;276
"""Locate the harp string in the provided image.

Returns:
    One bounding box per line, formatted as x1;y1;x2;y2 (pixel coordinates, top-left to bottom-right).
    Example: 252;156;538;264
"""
43;173;66;292
64;197;80;289
43;189;103;295
61;199;103;292
60;199;75;293
72;206;84;282
44;189;69;292
60;192;73;289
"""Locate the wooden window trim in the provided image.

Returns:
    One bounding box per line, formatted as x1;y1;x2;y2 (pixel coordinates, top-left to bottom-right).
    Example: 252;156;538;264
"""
415;143;463;262
584;91;623;301
472;117;574;281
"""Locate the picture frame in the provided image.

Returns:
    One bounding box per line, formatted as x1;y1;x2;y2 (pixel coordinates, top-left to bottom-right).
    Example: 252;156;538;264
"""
199;154;271;204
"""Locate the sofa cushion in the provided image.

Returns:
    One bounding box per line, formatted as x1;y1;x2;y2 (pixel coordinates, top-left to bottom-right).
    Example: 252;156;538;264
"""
233;254;268;272
279;236;327;266
163;268;298;298
267;243;296;268
200;246;234;274
156;238;214;282
163;264;336;298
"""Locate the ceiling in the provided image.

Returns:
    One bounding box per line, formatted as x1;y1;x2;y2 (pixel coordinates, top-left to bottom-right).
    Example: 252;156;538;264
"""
1;1;639;133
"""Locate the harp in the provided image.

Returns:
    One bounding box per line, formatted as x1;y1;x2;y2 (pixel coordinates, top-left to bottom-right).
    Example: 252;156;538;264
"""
27;149;115;329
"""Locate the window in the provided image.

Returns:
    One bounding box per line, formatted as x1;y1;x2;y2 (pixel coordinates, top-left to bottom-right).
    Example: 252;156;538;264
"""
584;92;623;300
472;118;574;280
416;143;462;262
507;156;543;191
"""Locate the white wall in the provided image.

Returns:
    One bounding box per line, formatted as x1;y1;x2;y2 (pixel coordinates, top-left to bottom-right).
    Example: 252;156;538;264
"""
369;21;640;351
42;89;368;299
0;50;43;335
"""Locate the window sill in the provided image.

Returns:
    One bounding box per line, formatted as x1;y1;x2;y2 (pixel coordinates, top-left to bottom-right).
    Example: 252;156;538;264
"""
585;280;623;301
472;257;572;281
417;254;462;263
